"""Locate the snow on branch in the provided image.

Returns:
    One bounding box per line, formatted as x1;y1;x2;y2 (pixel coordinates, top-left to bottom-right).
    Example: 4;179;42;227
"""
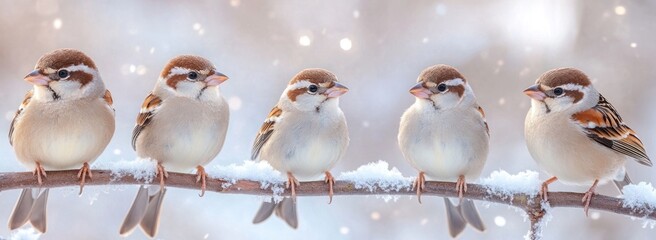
0;161;654;240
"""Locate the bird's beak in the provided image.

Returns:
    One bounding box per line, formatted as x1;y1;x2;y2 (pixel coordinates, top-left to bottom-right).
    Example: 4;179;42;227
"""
205;72;229;86
523;84;546;101
325;82;349;98
24;70;50;86
409;82;432;99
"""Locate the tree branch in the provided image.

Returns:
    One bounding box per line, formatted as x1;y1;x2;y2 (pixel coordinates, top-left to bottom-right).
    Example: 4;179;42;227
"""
0;170;653;239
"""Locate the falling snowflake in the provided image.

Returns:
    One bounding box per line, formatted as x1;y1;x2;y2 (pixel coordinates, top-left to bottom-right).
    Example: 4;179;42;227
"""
136;65;147;75
370;211;381;220
339;227;349;235
340;38;352;51
590;211;601;220
299;35;311;46
495;216;507;227
53;18;62;29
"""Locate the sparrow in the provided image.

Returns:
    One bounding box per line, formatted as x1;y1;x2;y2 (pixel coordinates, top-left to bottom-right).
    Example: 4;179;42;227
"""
119;55;230;237
8;48;115;232
524;67;651;215
251;68;349;228
398;65;488;237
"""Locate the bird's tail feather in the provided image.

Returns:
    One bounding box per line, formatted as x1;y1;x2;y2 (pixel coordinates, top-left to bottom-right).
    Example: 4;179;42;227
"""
29;189;48;233
8;188;35;230
460;199;485;232
119;186;166;238
139;187;166;238
444;198;467;237
253;197;298;229
8;188;49;233
444;198;486;238
8;188;48;233
252;201;276;224
119;185;150;236
613;172;632;194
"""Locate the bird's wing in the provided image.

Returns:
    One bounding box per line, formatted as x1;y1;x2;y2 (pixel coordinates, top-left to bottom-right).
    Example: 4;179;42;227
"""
572;94;651;166
251;105;283;160
476;105;490;137
131;93;163;150
103;89;115;112
9;90;33;146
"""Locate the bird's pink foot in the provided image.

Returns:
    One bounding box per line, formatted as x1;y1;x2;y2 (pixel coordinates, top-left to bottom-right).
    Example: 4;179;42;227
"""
413;172;426;203
33;162;47;185
582;179;599;216
196;165;208;197
286;172;300;202
77;162;93;195
156;163;169;190
325;171;335;204
540;176;558;201
456;175;467;201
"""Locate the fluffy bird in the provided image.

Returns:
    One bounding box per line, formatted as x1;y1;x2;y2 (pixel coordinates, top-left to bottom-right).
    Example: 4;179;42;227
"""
8;49;115;232
398;65;488;237
251;69;349;228
524;68;651;215
119;55;230;237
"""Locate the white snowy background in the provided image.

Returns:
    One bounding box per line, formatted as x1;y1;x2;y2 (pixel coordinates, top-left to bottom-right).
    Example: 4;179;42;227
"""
1;0;655;239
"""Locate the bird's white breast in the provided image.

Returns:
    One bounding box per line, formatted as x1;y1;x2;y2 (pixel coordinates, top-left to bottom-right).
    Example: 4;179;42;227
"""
398;104;488;181
524;107;626;185
260;107;349;180
136;97;229;172
12;98;115;170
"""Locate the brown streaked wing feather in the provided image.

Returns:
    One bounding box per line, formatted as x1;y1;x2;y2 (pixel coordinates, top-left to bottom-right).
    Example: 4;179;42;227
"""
572;95;651;166
476;105;490;137
131;93;163;150
251;106;283;160
103;89;114;111
9;90;33;146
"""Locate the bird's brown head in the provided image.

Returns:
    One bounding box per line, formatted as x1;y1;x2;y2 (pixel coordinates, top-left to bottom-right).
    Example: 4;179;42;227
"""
159;55;228;99
25;48;104;101
524;68;597;113
410;65;471;109
283;68;348;112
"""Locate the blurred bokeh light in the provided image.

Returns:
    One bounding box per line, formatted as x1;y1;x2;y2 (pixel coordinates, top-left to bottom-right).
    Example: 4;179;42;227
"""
0;0;655;239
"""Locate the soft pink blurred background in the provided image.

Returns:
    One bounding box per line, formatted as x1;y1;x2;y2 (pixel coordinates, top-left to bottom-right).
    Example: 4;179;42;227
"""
0;0;654;239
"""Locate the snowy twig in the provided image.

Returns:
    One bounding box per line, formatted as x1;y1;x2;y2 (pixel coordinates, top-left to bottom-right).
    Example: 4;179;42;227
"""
525;199;548;240
0;170;654;240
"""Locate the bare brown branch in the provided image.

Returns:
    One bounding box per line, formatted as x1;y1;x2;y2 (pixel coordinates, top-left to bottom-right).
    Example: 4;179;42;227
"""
0;170;653;240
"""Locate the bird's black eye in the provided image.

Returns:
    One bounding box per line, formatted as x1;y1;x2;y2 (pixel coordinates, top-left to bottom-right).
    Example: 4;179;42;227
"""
187;71;198;80
57;69;69;79
437;83;447;92
308;84;319;93
553;87;564;96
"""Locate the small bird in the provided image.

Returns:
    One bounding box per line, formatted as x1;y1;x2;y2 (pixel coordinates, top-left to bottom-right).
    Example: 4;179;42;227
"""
119;55;230;237
8;49;115;232
251;68;349;228
398;65;488;237
524;68;651;215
